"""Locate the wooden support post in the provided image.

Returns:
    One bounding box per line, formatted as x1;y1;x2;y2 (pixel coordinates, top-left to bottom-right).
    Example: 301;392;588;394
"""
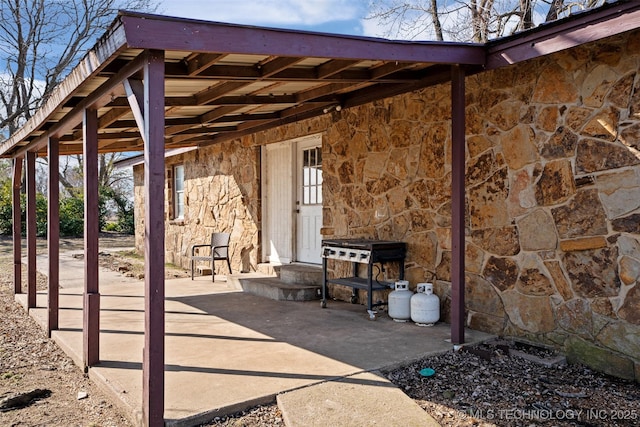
451;65;466;345
12;157;23;295
26;151;36;309
48;137;60;335
83;108;100;367
142;49;166;427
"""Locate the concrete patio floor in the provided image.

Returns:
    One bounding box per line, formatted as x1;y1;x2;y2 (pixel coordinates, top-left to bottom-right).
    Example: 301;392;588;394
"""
17;251;493;426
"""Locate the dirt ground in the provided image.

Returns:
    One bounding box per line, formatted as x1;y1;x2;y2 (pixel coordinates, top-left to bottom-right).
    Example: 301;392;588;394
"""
0;235;133;427
1;234;639;427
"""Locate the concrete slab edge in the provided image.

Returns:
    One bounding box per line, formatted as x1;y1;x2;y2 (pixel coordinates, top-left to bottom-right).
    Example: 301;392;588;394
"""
49;331;83;371
88;365;144;427
164;394;276;427
164;375;348;427
373;334;496;373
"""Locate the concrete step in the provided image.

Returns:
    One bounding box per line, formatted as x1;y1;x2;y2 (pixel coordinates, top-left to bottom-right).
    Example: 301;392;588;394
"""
256;263;281;276
277;371;441;427
256;263;322;285
238;277;321;301
279;264;322;285
238;264;322;302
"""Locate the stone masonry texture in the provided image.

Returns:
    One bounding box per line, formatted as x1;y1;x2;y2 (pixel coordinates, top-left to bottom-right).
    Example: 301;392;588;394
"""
134;29;640;381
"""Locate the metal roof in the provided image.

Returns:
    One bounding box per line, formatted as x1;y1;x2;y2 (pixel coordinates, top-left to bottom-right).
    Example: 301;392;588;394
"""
1;1;639;158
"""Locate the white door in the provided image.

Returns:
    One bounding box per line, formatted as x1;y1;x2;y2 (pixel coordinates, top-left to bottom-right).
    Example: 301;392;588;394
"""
263;142;293;264
296;137;323;264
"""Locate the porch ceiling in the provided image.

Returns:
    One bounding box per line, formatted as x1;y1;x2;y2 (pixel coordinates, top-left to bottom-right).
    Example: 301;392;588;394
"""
0;11;487;158
1;1;640;158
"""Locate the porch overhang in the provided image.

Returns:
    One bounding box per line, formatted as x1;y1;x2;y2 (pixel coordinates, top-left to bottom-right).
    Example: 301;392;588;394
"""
2;3;639;160
0;11;489;159
4;2;640;425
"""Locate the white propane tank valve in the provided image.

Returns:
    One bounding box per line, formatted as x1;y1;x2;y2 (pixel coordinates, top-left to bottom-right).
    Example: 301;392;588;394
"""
388;280;412;322
411;282;440;326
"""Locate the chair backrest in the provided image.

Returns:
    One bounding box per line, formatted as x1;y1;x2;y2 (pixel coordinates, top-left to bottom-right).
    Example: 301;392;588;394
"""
211;232;230;258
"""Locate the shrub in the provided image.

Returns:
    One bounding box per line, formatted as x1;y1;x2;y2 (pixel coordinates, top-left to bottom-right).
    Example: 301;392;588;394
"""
35;193;47;237
0;179;134;237
0;180;14;234
59;195;85;237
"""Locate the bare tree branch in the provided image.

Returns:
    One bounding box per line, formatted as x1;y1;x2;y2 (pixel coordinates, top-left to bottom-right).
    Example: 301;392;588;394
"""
0;0;152;217
0;0;156;137
366;0;609;42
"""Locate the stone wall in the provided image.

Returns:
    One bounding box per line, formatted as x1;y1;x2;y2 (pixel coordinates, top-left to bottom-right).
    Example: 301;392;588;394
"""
320;30;640;381
466;32;640;380
133;140;262;274
133;30;640;381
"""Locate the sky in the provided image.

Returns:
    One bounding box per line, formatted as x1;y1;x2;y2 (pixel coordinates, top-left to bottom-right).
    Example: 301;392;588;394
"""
155;0;592;42
157;0;383;38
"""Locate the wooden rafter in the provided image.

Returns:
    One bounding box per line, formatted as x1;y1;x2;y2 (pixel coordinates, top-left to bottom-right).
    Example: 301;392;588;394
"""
186;53;227;76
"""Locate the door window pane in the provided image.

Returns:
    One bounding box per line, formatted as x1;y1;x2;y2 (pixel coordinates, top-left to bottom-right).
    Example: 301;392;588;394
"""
301;147;322;205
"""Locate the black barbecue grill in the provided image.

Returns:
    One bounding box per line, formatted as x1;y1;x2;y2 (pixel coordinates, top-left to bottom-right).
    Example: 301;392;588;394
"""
321;239;407;312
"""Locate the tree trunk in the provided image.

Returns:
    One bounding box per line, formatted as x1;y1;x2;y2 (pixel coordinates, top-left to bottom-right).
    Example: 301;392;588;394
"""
520;0;533;30
470;0;481;42
429;0;444;41
545;0;565;21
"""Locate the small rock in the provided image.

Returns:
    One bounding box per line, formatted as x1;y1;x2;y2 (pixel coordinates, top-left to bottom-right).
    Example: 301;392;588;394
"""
77;391;88;400
443;390;455;399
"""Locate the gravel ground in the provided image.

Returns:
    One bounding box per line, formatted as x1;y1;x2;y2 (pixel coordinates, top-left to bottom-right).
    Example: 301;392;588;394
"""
1;235;639;426
383;340;640;426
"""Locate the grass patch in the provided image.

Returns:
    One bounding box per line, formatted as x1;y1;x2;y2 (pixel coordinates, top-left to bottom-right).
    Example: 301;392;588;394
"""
2;371;21;381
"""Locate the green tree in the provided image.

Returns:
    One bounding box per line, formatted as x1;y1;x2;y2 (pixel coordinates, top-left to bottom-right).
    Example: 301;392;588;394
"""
59;195;85;236
0;177;117;237
101;185;135;234
0;179;14;234
0;178;47;236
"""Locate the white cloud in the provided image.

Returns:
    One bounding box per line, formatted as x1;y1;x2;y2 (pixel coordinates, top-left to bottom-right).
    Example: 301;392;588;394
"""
360;14;385;38
159;0;364;26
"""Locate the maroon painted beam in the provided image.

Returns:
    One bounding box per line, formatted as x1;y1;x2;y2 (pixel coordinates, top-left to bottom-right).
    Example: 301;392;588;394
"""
142;49;166;427
48;137;60;335
12;157;23;295
26;151;37;309
12;52;146;159
450;65;466;345
83;108;100;367
120;13;485;65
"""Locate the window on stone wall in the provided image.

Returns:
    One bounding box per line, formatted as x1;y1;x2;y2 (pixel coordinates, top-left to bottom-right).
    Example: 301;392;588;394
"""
173;164;185;219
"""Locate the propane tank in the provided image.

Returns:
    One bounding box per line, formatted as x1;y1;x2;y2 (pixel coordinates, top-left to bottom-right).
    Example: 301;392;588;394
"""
411;283;440;326
388;280;412;322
